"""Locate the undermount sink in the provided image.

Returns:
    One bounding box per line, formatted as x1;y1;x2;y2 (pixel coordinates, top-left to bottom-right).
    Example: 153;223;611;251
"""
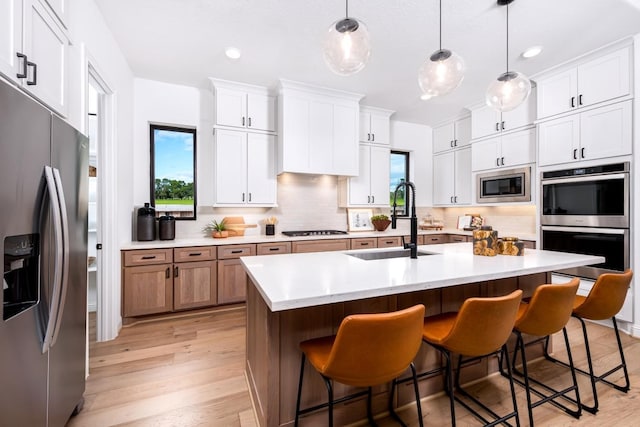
347;249;436;261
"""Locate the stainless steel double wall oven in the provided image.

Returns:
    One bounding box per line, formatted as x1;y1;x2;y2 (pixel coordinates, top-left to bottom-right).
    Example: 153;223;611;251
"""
540;162;630;280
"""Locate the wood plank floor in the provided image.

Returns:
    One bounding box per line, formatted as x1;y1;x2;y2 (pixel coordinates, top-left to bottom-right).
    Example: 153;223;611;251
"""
68;308;640;426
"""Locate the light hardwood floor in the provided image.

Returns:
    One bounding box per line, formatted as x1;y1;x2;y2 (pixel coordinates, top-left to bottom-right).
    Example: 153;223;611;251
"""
68;308;640;427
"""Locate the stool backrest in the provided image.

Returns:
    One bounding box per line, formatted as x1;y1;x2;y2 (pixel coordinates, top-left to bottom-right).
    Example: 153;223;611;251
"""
323;304;425;387
515;278;579;336
440;290;522;357
574;269;633;320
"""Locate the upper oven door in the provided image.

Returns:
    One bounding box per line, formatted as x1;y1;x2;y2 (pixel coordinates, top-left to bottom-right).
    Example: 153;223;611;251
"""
541;172;629;227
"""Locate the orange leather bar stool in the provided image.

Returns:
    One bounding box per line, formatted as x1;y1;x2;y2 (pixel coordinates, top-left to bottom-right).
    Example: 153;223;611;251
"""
503;278;580;426
544;269;633;414
294;304;425;427
421;290;522;427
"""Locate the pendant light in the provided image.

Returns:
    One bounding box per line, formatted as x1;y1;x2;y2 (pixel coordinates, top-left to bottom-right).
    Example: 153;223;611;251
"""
418;0;465;98
323;0;371;76
485;0;531;112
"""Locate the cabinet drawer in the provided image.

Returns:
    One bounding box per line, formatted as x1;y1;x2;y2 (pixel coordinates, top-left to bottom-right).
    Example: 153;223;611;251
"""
448;235;470;243
377;237;402;248
218;244;257;259
256;242;292;255
423;235;446;245
292;239;350;253
174;246;216;262
123;249;173;266
351;238;378;250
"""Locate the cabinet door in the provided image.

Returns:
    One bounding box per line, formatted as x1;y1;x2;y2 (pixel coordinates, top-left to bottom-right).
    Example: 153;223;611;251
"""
471;105;500;139
215;87;246;128
369;112;390;145
578;47;630;108
332;103;359;176
214;129;247;204
308;100;333;174
369;145;390;206
279;95;310;173
23;0;68;115
580;101;632;161
454;147;471;204
501;91;536;132
500;128;536;168
454;116;472;148
359;111;371;142
471;136;501;171
433;122;454;153
349;144;371;205
122;264;173;317
538;115;580;167
432;151;455;205
217;259;248;304
174;261;217;310
247;133;276;204
247;92;276;132
537;68;577;119
0;0;20;81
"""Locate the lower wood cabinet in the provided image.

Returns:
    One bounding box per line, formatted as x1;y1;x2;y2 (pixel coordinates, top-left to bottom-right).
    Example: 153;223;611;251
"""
423;234;447;245
122;264;173;317
351;238;377;249
448;235;471;243
217;244;256;305
174;260;217;311
377;236;402;248
291;239;350;253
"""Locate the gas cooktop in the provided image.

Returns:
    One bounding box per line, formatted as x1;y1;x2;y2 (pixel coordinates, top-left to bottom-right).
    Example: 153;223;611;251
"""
281;230;348;237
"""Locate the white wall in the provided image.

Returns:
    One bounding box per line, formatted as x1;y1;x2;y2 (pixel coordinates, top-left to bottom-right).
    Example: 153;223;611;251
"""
390;121;433;206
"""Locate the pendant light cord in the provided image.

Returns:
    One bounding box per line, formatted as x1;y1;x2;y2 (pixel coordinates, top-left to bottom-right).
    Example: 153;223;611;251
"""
346;0;349;18
439;0;442;51
506;2;509;73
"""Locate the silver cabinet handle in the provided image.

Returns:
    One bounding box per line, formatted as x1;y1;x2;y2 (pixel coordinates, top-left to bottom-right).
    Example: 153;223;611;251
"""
16;52;27;79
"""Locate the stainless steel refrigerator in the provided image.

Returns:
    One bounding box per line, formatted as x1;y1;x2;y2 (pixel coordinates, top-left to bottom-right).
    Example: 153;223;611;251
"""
1;79;88;426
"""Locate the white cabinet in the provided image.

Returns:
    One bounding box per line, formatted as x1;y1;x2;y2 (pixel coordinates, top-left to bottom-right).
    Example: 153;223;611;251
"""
471;91;536;140
433;116;471;153
359;107;393;145
278;80;363;176
433;147;471;205
537;47;630;120
43;0;65;25
214;129;276;206
472;128;536;171
538;100;631;167
1;0;68;115
211;79;277;132
338;144;390;207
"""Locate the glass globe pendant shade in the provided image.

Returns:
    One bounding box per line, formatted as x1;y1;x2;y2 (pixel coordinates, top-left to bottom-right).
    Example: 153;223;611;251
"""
418;49;465;97
485;71;532;112
323;17;371;76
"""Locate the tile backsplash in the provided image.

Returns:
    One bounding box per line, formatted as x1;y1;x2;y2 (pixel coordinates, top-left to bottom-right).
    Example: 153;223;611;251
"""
171;174;536;239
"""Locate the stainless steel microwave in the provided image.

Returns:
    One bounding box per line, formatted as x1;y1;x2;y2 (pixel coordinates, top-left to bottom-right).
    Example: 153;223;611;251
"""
476;167;531;203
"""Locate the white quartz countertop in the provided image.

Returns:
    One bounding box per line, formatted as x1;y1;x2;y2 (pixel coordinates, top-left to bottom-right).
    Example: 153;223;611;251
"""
240;243;604;312
120;229;537;250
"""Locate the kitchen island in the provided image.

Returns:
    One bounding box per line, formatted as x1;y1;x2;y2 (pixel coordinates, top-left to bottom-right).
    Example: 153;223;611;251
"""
241;243;604;427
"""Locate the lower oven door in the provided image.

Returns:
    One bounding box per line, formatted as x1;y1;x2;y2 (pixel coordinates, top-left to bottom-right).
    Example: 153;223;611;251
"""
541;226;629;280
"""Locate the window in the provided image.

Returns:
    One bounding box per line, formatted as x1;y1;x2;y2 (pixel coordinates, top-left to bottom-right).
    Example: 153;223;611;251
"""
150;124;197;219
390;151;410;216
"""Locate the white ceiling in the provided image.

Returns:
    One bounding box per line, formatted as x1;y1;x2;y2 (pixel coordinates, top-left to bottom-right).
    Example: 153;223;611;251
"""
94;0;640;126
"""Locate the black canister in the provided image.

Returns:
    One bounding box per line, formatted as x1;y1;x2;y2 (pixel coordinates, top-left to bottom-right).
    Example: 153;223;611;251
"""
136;203;156;241
158;214;176;240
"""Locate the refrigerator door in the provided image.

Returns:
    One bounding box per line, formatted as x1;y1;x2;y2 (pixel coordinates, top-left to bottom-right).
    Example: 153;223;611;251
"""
47;115;88;426
0;79;50;426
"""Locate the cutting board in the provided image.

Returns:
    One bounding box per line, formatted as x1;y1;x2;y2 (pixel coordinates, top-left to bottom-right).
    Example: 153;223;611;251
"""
223;216;257;236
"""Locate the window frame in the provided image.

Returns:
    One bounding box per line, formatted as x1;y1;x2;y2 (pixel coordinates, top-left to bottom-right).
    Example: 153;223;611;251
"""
390;150;411;217
149;124;197;220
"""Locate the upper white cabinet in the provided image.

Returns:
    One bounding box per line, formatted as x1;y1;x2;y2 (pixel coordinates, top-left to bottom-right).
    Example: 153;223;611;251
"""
472;128;536;172
471;89;536;140
214;129;277;206
433;116;471;153
43;0;65;26
278;80;363;176
359;106;393;145
338;144;390;207
537;46;630;120
538;100;632;167
1;0;69;115
432;147;471;206
211;79;277;133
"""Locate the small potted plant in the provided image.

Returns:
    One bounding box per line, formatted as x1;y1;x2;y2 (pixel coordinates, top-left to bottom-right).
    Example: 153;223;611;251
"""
203;219;228;238
370;214;391;232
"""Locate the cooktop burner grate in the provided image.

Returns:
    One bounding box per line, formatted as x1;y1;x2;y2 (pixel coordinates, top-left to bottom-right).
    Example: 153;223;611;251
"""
281;230;348;237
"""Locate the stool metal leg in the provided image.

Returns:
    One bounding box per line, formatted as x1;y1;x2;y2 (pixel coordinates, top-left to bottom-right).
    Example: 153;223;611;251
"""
295;353;306;427
410;363;425;427
323;376;334;427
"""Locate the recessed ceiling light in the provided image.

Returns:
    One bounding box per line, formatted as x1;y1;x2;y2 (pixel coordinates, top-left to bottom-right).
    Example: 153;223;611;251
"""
522;46;543;59
225;47;242;60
